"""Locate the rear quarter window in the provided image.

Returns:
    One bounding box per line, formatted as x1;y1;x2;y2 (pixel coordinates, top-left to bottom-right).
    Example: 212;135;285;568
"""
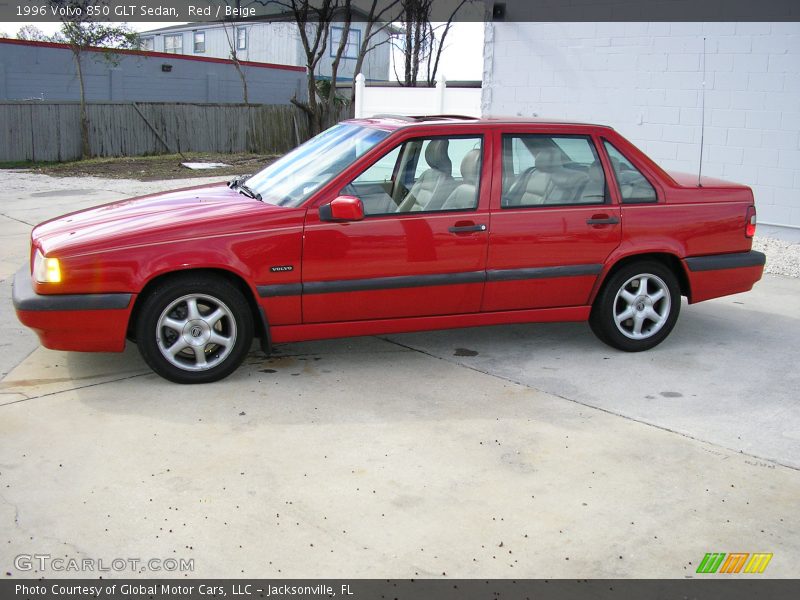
603;141;658;203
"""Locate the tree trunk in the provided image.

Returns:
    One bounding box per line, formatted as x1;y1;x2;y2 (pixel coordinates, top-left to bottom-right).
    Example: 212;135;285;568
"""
235;61;249;104
73;50;90;158
222;21;249;104
326;2;352;127
403;5;413;85
306;71;321;134
411;18;423;85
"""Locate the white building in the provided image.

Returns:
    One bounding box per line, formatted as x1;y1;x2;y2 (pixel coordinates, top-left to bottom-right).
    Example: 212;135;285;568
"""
482;22;800;231
140;20;392;83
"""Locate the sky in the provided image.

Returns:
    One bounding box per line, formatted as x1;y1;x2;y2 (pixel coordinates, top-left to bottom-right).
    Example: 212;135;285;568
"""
0;20;484;81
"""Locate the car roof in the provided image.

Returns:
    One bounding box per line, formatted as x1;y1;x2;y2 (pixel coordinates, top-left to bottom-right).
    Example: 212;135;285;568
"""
345;114;615;132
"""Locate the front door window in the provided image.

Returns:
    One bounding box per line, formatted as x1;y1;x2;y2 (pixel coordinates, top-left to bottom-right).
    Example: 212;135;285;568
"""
344;135;483;216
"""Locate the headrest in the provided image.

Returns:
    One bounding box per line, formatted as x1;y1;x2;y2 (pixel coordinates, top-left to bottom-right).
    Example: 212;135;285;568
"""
534;147;563;172
460;149;481;184
586;161;605;181
425;139;452;173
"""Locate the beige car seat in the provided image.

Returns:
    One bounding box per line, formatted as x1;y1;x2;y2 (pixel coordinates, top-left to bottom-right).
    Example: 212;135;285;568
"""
396;140;455;212
440;149;481;210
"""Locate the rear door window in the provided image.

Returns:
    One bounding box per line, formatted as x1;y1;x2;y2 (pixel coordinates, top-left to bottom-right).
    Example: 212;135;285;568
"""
501;134;608;207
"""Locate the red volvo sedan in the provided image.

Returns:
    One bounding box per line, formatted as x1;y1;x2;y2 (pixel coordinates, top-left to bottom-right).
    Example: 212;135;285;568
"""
13;116;765;383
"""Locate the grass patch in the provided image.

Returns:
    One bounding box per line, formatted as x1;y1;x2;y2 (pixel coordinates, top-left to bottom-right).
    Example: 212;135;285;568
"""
0;160;59;169
3;152;280;181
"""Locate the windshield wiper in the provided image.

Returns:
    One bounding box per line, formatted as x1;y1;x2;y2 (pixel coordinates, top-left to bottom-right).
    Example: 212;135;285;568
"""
227;175;246;189
227;176;262;201
236;184;262;201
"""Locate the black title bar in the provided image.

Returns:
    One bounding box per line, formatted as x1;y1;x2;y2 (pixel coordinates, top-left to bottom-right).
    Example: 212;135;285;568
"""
1;0;799;23
5;579;800;600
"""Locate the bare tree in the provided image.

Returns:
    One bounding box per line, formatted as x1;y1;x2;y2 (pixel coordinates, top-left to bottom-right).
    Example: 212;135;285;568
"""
397;0;430;86
221;21;250;103
324;0;352;122
48;1;138;158
425;0;467;85
237;1;400;123
394;0;469;86
16;25;55;41
273;0;354;134
349;0;402;109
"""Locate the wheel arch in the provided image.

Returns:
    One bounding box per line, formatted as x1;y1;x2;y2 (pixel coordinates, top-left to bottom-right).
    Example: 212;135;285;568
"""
127;268;268;345
590;252;691;305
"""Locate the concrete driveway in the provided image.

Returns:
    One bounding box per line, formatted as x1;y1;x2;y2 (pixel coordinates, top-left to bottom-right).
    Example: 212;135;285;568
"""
1;170;798;578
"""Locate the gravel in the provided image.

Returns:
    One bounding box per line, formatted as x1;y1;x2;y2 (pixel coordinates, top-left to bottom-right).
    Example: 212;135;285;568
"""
753;236;800;278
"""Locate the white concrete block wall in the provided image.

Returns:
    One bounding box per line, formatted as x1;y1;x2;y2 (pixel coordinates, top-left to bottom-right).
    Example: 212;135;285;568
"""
482;22;800;228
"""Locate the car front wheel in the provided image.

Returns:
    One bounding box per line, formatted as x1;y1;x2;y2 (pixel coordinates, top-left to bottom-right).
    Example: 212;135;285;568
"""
135;274;254;383
589;261;681;352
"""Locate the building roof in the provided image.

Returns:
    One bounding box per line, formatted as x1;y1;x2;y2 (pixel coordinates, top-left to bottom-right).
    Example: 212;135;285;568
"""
0;37;305;72
140;7;403;36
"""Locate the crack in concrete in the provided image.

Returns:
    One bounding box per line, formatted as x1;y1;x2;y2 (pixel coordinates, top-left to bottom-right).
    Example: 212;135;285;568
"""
0;212;35;227
1;489;88;561
0;345;40;387
379;336;800;474
0;491;22;530
0;371;151;407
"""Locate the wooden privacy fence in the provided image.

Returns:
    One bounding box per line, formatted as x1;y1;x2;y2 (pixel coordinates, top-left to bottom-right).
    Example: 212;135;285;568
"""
0;102;315;162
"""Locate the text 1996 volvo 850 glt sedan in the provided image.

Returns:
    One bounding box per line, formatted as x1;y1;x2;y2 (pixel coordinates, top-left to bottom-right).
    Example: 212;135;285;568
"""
13;116;765;383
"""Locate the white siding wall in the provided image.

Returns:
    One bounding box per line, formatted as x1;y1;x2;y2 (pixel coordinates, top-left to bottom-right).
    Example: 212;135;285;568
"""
144;22;390;82
302;22;390;81
483;22;800;228
145;23;300;65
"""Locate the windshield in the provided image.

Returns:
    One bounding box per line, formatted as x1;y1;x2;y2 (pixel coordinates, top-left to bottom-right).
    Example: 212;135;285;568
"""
245;123;390;207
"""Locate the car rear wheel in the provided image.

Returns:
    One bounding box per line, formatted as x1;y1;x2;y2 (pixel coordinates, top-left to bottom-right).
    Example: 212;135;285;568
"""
135;274;253;383
589;261;680;352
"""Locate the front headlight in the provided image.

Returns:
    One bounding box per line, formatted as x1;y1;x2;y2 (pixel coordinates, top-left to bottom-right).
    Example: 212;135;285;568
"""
33;250;61;283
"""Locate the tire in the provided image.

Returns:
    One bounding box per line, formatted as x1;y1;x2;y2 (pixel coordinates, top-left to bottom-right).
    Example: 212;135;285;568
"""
135;274;254;383
589;261;681;352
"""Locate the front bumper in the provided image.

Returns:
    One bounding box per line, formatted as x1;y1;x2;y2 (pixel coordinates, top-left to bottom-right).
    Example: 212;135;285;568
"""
12;267;135;352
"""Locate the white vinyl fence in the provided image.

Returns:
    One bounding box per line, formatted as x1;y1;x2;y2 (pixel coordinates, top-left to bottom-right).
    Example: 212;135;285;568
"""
353;73;482;119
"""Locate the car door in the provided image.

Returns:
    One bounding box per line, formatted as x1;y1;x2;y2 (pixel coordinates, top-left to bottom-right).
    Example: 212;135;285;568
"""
482;129;621;311
302;131;491;324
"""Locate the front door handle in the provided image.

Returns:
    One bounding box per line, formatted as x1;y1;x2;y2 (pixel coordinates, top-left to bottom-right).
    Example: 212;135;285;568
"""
586;216;620;225
449;224;487;233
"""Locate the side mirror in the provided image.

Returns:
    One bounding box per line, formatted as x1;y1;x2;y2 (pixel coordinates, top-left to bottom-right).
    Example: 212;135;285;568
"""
319;195;364;222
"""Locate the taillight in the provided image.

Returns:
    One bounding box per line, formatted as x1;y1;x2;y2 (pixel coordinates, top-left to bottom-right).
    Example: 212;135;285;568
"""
745;205;756;238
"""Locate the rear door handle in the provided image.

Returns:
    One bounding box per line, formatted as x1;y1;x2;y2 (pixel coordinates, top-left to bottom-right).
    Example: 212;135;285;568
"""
586;216;620;225
449;224;487;233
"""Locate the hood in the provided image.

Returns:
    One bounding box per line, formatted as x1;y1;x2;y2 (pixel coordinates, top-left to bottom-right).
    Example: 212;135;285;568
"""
33;183;284;256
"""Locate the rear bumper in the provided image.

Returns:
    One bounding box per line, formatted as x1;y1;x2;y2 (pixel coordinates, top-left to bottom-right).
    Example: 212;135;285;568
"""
684;250;766;272
683;250;766;303
12;267;134;352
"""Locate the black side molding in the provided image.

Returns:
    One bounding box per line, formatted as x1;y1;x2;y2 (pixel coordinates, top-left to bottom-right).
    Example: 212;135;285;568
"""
257;283;303;297
303;271;486;295
12;267;132;312
257;264;603;298
685;251;766;273
487;264;602;282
